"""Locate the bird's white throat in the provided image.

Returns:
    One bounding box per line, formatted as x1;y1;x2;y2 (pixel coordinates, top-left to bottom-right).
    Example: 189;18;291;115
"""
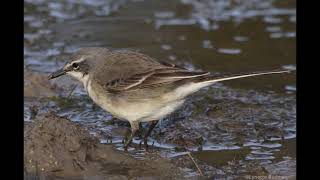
67;71;90;91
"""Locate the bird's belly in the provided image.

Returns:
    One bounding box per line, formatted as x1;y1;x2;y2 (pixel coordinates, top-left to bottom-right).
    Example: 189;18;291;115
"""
87;90;130;120
103;98;185;122
88;87;184;122
140;99;185;122
86;81;124;120
86;80;186;122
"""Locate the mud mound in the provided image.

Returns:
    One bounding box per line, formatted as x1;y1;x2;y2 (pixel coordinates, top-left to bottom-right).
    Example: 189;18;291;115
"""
24;70;60;97
24;112;184;179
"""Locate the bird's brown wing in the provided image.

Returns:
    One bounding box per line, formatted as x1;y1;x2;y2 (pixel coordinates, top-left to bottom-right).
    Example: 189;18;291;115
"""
104;67;210;93
91;50;209;93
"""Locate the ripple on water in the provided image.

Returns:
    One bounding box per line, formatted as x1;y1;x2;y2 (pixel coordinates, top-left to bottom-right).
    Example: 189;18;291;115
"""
285;85;296;92
202;145;241;151
53;42;65;47
251;150;273;155
282;64;296;71
161;44;172;50
243;141;282;149
178;35;186;41
64;45;82;53
154;18;197;29
181;0;295;31
168;55;177;61
265;26;281;32
246;154;275;160
24;33;41;43
27;0;127;22
270;32;295;39
29;20;44;28
217;48;241;55
233;36;249;42
263;16;283;24
24;15;35;22
46;48;61;56
154;11;175;19
50;11;76;20
289;15;296;23
202;40;213;49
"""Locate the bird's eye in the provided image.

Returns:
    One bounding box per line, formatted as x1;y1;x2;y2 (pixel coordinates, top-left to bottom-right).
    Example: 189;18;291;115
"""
72;63;79;70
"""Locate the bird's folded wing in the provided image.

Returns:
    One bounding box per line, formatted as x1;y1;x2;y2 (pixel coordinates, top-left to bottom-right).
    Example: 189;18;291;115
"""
104;67;210;93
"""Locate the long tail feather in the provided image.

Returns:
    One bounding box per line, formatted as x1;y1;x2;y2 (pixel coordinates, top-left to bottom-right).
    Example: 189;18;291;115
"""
172;69;292;99
198;69;292;84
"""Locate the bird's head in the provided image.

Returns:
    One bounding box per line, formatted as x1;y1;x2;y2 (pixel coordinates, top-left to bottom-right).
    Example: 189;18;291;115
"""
48;47;110;83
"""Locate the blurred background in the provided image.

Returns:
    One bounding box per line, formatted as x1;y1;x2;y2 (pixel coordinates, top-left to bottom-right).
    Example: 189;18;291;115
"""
24;0;296;179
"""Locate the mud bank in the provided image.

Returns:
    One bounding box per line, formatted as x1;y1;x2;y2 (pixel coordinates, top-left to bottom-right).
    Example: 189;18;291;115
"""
24;113;185;179
24;70;60;98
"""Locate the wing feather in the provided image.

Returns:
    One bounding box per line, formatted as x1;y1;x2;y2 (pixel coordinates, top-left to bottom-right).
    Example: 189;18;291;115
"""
105;67;209;93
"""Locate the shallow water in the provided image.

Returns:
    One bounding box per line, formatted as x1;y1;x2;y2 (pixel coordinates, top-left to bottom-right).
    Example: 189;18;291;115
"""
24;0;296;178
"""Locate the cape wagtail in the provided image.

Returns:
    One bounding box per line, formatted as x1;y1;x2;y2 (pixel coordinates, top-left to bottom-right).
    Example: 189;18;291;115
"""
48;47;291;150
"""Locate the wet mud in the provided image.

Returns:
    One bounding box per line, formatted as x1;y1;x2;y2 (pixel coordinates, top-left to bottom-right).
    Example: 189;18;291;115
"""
24;112;185;179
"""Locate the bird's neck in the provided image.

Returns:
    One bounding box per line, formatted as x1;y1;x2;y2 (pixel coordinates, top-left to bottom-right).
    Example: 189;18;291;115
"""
81;74;90;92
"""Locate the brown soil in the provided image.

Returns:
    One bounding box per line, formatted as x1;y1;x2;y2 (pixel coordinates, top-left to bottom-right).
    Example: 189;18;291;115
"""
24;70;60;97
24;112;185;179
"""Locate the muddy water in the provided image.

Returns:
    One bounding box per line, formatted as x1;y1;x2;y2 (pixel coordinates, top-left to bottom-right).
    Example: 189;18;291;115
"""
24;0;296;179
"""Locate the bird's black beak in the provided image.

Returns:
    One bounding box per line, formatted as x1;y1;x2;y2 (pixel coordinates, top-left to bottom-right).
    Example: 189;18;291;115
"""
48;69;66;80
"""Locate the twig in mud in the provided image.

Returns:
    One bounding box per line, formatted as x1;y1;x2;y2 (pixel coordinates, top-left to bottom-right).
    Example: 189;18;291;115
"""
67;85;77;99
119;156;131;166
187;152;203;176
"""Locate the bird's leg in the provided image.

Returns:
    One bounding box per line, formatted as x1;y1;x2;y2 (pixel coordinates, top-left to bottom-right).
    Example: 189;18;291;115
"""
122;122;141;143
122;128;131;143
124;121;139;151
143;120;158;150
137;122;143;139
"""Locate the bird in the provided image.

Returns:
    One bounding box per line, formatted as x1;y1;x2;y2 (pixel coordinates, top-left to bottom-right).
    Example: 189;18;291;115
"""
48;47;291;150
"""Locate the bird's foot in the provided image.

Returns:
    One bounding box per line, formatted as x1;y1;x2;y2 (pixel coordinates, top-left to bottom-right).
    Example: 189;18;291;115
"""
122;135;127;144
139;140;143;149
106;135;113;143
122;135;130;151
123;131;136;151
139;138;150;151
144;138;149;151
123;138;132;151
